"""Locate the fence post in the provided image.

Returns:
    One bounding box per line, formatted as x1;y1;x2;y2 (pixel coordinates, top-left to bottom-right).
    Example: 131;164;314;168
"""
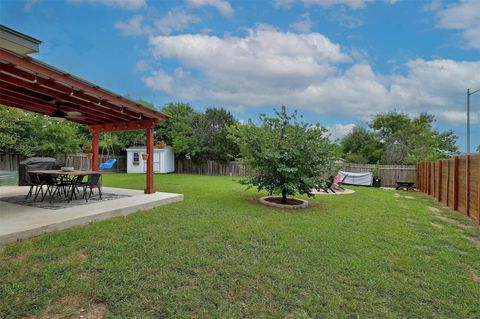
438;160;443;202
432;161;436;197
453;156;459;210
466;155;470;217
425;162;430;195
446;159;450;206
478;155;480;224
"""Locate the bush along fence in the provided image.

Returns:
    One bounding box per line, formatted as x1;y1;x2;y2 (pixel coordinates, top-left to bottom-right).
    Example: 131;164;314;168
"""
417;155;480;224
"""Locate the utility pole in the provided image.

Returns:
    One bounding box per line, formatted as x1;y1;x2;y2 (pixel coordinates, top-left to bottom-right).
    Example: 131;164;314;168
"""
467;88;480;154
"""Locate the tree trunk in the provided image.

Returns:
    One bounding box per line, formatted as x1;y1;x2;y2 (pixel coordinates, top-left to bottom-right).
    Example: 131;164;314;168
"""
282;189;287;204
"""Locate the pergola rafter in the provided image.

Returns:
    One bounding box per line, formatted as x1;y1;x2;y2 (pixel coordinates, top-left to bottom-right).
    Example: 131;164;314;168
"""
0;47;168;194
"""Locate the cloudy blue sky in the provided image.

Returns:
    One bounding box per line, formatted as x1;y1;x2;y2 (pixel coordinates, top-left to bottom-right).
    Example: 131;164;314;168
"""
1;0;479;151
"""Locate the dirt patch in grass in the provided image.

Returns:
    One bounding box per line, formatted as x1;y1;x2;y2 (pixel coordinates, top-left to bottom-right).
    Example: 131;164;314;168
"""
428;206;442;214
430;222;443;229
404;196;415;200
264;197;305;206
470;269;480;283
427;206;478;231
0;251;28;263
247;196;322;212
23;295;107;319
434;215;474;230
466;236;480;247
406;218;417;224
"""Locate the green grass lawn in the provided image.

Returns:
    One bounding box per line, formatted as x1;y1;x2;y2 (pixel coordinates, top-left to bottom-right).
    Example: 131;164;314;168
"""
1;174;479;318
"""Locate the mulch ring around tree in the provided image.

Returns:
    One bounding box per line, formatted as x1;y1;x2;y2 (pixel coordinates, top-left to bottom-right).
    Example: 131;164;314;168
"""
259;196;309;209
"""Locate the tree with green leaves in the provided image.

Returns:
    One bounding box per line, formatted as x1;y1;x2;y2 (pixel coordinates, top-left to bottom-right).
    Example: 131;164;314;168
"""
31;119;85;157
228;106;335;204
371;112;458;164
192;107;239;163
340;127;383;164
0;105;37;156
0;104;85;157
156;103;200;159
340;112;458;164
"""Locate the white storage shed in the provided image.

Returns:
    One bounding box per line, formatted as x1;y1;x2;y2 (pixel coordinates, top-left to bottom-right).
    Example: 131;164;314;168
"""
126;146;175;174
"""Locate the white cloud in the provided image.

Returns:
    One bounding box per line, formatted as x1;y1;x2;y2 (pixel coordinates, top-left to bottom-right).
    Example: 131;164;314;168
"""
328;123;356;141
24;0;41;12
303;0;373;9
290;13;314;33
115;9;200;37
273;0;375;9
434;0;480;49
273;0;296;9
154;8;201;35
115;15;145;36
66;0;146;10
330;11;364;28
437;110;480;125
187;0;234;17
390;59;480;110
141;26;480;124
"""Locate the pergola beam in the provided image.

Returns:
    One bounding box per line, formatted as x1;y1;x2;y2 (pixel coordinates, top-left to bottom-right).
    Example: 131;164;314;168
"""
0;46;168;195
0;63;144;121
0;96;93;125
0;49;167;121
0;92;96;125
88;119;157;133
0;75;130;123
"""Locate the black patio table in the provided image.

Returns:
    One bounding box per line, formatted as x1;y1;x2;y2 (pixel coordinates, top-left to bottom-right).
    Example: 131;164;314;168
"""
29;170;101;202
395;181;415;191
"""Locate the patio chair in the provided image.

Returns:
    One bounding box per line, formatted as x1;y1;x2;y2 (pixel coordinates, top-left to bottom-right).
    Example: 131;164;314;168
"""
334;173;348;191
322;174;348;194
77;174;102;202
25;172;44;200
41;175;71;202
323;175;336;193
70;174;85;199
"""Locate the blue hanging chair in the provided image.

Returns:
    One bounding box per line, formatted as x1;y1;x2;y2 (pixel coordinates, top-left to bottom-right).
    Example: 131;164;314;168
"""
99;158;116;170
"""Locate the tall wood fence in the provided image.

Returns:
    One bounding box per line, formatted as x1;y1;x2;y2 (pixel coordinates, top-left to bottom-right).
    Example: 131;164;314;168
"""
337;163;416;187
0;153;22;171
175;159;250;176
417;155;480;224
1;153;416;187
64;154;127;172
174;159;416;187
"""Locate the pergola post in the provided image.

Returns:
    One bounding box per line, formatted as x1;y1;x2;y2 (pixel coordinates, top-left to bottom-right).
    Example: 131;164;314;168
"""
145;125;155;194
91;131;99;171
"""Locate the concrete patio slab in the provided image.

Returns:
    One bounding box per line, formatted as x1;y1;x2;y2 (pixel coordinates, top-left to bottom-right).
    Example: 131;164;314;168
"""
0;186;183;245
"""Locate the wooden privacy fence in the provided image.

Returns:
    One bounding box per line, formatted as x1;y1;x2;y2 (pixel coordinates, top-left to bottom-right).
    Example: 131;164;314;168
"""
337;163;416;187
174;159;416;187
0;153;22;171
0;153;127;173
175;159;250;176
417;155;480;224
65;154;127;172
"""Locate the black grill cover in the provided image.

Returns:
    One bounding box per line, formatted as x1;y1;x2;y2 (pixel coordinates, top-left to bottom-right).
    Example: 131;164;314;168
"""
18;157;64;186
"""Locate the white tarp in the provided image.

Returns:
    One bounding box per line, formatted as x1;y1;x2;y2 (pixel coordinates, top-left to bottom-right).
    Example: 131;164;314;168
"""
339;171;373;186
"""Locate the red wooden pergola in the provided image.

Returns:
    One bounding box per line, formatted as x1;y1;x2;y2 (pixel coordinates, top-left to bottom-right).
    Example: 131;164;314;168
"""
0;48;168;194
